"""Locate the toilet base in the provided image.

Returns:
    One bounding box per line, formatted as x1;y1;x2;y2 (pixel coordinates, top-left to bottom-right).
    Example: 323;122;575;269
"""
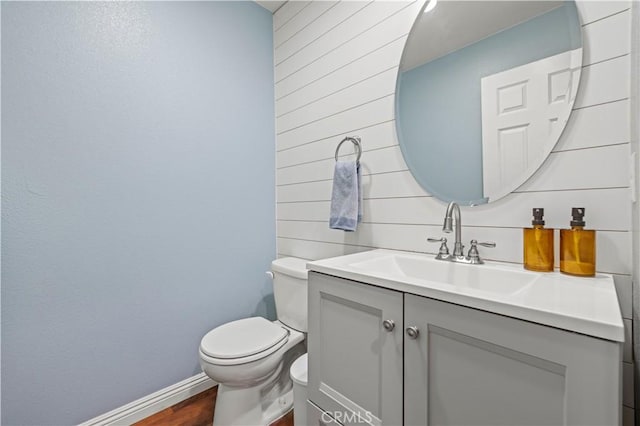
214;384;294;426
212;342;305;426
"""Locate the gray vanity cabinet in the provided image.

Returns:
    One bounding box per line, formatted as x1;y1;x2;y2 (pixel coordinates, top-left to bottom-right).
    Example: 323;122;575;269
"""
404;294;621;426
309;272;622;426
308;272;403;426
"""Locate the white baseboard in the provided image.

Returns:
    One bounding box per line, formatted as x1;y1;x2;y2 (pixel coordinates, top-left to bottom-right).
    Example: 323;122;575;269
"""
79;373;216;426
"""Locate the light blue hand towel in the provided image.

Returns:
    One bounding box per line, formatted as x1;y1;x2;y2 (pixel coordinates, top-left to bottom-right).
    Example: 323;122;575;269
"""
329;161;362;231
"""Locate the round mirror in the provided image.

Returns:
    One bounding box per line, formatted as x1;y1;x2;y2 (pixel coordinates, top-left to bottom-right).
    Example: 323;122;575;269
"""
395;0;582;205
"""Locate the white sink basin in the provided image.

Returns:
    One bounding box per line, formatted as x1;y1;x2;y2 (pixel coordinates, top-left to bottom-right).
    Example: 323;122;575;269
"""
307;249;624;342
349;252;537;296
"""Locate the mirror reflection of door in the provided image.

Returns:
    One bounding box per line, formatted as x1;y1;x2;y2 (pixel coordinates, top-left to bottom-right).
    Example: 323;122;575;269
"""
480;48;582;201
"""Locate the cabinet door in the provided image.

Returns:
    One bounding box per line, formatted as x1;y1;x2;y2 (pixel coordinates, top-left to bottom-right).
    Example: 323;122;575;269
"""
308;272;403;426
307;400;343;426
404;294;621;426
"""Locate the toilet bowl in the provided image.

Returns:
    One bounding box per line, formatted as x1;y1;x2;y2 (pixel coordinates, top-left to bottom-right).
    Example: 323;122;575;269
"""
198;257;308;426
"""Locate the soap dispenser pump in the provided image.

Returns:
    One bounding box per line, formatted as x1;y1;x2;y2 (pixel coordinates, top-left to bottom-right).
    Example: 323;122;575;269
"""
560;207;596;277
523;208;554;272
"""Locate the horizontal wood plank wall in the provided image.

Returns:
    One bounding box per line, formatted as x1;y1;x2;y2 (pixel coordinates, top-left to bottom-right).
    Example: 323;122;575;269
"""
273;1;633;422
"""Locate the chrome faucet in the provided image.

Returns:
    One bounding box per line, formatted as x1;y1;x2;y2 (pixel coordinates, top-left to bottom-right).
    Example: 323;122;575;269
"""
443;202;464;258
427;201;496;264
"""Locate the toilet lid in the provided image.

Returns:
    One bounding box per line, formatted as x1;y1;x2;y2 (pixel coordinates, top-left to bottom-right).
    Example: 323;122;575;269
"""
200;317;289;359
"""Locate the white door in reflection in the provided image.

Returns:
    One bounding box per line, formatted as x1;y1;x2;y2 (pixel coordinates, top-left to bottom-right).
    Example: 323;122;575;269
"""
481;49;581;201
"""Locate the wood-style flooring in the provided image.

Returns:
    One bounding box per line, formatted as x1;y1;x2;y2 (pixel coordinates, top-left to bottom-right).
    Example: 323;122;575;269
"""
133;386;294;426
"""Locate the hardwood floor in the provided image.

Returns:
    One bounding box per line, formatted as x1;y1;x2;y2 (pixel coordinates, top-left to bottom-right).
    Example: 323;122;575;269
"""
271;410;294;426
133;387;217;426
133;386;294;426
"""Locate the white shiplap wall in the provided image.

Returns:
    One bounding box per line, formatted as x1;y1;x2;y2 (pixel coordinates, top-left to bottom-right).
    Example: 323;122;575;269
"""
632;0;640;415
273;1;633;423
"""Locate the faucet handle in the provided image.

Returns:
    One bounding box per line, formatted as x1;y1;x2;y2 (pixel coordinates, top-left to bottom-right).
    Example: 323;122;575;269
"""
476;241;496;248
467;240;496;264
428;237;450;260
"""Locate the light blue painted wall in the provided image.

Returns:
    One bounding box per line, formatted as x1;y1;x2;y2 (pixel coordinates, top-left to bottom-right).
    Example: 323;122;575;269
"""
1;2;275;424
397;3;581;203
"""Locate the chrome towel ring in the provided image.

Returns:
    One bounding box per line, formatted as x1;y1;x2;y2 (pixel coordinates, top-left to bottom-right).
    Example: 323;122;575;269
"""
334;136;362;162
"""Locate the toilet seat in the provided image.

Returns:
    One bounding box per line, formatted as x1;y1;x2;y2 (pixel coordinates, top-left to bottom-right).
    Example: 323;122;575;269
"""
200;317;289;366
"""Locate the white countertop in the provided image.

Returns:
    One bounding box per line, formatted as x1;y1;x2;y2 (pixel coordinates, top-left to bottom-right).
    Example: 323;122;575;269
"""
307;249;624;342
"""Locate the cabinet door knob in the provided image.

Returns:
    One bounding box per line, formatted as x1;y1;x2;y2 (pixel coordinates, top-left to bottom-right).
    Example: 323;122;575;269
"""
382;319;395;331
406;326;419;339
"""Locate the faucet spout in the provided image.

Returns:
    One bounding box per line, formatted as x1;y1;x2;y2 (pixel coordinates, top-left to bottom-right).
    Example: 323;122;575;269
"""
443;202;464;257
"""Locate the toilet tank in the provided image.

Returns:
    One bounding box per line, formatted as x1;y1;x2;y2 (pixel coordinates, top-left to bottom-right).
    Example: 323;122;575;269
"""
271;257;308;332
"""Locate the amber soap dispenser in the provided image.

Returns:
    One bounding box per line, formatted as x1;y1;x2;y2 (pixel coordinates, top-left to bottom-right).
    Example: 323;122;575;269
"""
560;208;596;277
523;208;554;271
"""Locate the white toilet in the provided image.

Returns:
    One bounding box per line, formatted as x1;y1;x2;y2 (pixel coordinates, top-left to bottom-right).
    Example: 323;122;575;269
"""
199;257;308;426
